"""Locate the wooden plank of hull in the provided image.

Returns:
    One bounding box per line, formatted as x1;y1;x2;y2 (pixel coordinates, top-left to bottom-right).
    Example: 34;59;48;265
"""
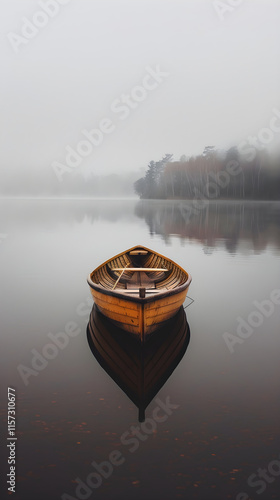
90;288;142;335
145;288;188;312
144;289;189;329
144;288;188;333
97;304;140;328
90;288;139;311
146;307;181;327
94;298;140;320
145;299;186;323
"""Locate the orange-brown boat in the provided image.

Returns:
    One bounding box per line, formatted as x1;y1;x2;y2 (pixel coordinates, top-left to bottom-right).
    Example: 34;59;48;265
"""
87;245;192;340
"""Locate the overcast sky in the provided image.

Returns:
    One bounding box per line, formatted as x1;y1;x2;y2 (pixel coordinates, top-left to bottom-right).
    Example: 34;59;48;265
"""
1;0;280;182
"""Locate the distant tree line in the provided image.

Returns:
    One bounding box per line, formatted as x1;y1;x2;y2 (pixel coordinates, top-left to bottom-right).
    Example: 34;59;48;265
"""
134;147;280;200
0;170;144;198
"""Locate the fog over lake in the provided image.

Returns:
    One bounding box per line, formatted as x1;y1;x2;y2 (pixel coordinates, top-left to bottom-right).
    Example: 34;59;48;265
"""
1;1;280;499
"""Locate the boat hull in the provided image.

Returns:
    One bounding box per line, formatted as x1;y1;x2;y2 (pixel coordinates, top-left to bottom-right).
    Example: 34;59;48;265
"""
89;285;189;336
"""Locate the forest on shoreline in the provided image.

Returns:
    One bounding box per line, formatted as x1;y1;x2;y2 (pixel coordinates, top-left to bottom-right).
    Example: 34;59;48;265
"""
134;147;280;201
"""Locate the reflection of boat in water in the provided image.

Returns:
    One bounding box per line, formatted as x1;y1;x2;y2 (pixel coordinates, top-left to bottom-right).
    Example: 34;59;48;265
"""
87;304;190;422
87;245;192;341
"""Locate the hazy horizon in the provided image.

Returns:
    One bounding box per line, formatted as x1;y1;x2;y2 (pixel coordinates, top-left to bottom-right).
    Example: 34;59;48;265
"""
1;0;280;193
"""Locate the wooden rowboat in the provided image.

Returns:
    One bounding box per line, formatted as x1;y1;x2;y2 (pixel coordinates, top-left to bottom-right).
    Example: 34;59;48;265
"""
87;304;190;421
87;245;192;340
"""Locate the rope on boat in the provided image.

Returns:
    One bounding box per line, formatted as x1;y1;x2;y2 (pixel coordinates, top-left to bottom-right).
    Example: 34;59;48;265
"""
184;296;194;309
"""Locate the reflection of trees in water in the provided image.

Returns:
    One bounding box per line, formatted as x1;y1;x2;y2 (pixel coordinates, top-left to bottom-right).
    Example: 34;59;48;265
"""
1;199;279;254
134;200;280;253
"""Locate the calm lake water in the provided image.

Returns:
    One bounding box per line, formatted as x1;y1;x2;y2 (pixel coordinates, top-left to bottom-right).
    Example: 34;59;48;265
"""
1;199;280;500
